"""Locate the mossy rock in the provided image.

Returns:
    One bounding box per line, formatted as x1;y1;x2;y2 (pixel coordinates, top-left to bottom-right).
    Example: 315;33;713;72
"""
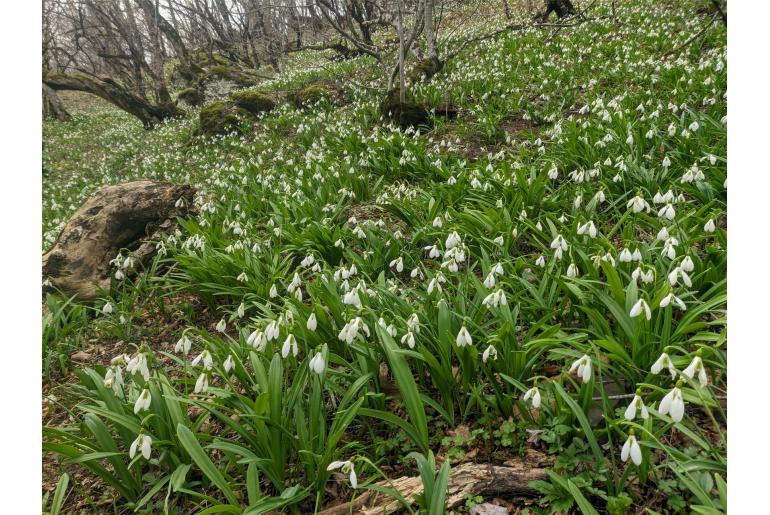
198;101;241;136
288;84;331;108
230;90;276;114
177;87;202;106
408;58;444;83
380;89;431;128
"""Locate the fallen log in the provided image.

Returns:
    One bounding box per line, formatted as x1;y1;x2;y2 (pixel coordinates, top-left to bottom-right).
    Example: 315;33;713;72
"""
42;180;196;301
319;450;552;515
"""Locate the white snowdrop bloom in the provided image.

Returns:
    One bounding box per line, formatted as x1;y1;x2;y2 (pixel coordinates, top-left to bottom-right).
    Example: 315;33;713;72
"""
630;298;652;320
651;352;677;378
632;248;642;261
223;355;235;373
659;385;686;422
427;277;442;294
483;272;496;289
410;268;423;279
342;289;362;308
594;190;606;204
134;389;151;414
309;352;326;374
102;302;114;315
492;262;504;275
657;227;670;241
115;269;125;280
338;317;369;344
668;267;692;288
535;255;546;267
307;313;318;331
129;434;152;460
573;195;582;209
432;216;443;228
658;203;676;220
680;255;695;273
269;284;278;298
569;355;592;383
301;254;316;267
523;386;542;408
445;231;461;249
566;263;579;277
704;219;716;233
175;335;192;355
482;289;507;308
550;234;568;251
215;318;227;333
236;303;246;318
401;331;416;349
281;334;299;358
493;235;504;246
482;345;498;363
577;221;597;238
662;156;671;168
389;257;404;273
547;165;559;180
682;356;708;387
126;353;150;380
620;432;643;466
536;221;544;231
425;245;441;259
194;372;209;393
334;239;344;248
627;195;650;213
689;121;700;132
237;272;248;283
624;395;650;421
625;133;634;145
192;349;213;370
660;292;687;311
456;326;473;347
103;366;124;393
447;175;457;185
247;329;267;351
619;248;633;263
327;460;357;489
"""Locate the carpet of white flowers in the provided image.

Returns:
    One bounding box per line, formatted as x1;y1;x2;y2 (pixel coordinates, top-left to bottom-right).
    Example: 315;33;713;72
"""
43;1;725;513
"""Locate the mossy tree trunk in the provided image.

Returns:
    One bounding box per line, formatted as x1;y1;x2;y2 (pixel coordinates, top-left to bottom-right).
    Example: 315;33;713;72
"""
42;84;71;122
42;72;181;128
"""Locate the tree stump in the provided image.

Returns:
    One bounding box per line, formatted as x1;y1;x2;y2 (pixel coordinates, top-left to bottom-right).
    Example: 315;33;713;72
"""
42;180;196;301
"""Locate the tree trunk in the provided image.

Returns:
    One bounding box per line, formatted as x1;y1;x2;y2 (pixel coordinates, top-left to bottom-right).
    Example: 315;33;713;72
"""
42;84;72;122
424;0;437;60
318;450;553;515
43;72;181;127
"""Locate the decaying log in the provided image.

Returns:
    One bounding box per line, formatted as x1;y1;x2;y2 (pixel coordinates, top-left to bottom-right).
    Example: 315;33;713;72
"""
42;180;196;301
43;84;71;122
319;450;553;515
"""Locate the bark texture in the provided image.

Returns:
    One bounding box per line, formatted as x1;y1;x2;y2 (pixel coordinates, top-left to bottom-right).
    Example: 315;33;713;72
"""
318;450;552;514
42;181;196;300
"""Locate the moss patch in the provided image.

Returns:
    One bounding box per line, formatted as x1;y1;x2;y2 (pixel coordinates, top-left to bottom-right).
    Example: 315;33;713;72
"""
230;90;276;114
177;88;202;106
198;101;241;136
288;84;331;108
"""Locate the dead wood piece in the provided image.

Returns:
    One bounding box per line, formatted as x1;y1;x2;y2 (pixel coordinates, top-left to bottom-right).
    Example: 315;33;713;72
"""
42;180;196;301
318;450;552;515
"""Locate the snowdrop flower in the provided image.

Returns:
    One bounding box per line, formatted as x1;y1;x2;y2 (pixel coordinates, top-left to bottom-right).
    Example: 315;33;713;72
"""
309;352;325;374
535;255;546;267
627;195;650;213
657;226;670;241
620;431;642;466
668;267;692;288
660;292;686;310
115;269;125;280
215;318;227;333
389;257;404;273
577;220;597;238
236;303;245;318
491;262;504;275
134;389;151;414
523;386;542;408
342;289;362;308
223;355;234;373
445;231;461;249
281;334;299;358
619;248;633;263
630;298;651;321
594;190;606;204
247;330;267;351
482;289;507;308
566;263;579;278
103;366;123;393
483;272;496;288
482;345;498;363
680;255;695;272
632;248;642;261
651;352;677;379
425;245;441;259
237;272;248;283
338;317;369;344
407;313;420;332
657;203;676;220
327;460;357;489
547;164;559;180
401;331;416;349
682;355;708;386
550;234;569;251
432;216;443;228
126;353;150;380
175;334;192;355
569;355;592;383
300;254;316;267
192;349;213;370
659;384;686;422
264;320;280;341
269;284;278;298
194;372;209;393
456;326;473;347
102;302;114;315
129;433;152;460
704;219;716;233
624;394;649;421
307;313;317;331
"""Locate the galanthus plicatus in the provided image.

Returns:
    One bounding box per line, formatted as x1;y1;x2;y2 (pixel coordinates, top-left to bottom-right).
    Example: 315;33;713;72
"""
482;344;498;363
327;460;357;489
624;393;650;421
456;326;473;347
523;386;542;408
659;383;686;422
129;433;152;460
309;352;325;374
651;351;677;379
620;431;642;466
134;389;151;414
569;354;592;383
630;298;652;320
682;355;708;387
